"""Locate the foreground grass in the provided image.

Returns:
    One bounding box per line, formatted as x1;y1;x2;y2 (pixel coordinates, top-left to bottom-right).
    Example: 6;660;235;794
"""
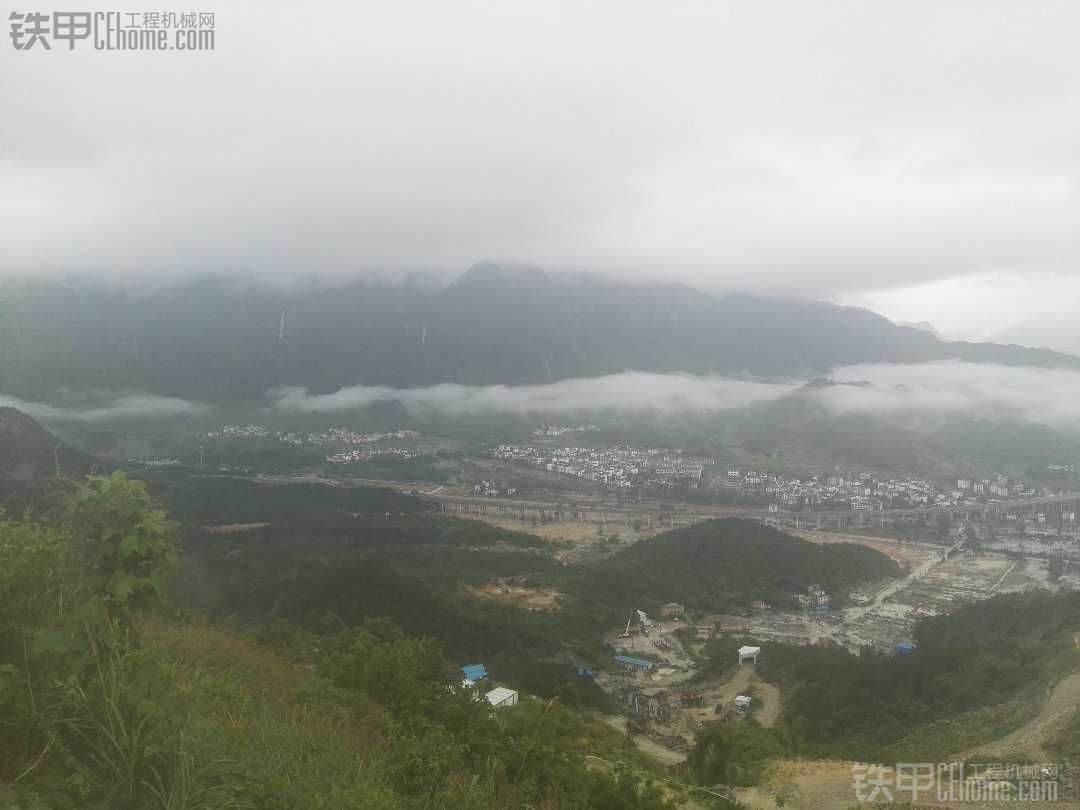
138;615;397;808
137;616;692;810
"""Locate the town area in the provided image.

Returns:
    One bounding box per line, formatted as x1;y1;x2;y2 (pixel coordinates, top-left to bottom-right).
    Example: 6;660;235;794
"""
491;442;1076;517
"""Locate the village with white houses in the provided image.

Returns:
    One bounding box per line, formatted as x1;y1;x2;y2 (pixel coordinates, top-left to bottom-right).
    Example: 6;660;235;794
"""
746;470;1049;514
492;444;708;490
207;424;418;446
205;424;422;464
530;424;601;438
490;442;1075;519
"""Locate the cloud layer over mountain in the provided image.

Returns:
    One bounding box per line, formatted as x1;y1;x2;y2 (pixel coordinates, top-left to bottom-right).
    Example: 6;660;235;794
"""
4;1;1079;333
266;373;799;416
822;361;1080;428
0;392;215;423
7;362;1080;433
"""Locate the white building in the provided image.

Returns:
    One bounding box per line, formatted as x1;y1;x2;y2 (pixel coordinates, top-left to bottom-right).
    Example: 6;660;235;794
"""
737;646;761;665
485;687;519;709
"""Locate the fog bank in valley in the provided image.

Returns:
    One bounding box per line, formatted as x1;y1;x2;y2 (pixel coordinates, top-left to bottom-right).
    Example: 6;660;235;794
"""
5;362;1080;431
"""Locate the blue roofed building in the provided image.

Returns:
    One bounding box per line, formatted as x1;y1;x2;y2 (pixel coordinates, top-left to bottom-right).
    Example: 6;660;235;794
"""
461;664;488;685
896;641;917;654
613;655;653;672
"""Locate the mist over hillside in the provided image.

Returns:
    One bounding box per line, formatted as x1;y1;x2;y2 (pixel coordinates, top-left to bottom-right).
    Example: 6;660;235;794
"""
1;265;1077;406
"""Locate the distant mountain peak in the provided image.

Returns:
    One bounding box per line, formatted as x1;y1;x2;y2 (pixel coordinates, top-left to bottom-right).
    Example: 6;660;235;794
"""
456;262;547;286
896;320;944;340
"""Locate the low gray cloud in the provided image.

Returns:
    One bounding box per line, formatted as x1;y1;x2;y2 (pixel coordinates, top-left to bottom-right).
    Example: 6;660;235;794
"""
0;391;215;423
267;372;799;416
9;363;1080;430
2;1;1079;311
819;361;1080;428
843;273;1080;353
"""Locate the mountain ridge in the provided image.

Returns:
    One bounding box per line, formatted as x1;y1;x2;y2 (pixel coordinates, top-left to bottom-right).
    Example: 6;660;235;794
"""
0;265;1077;404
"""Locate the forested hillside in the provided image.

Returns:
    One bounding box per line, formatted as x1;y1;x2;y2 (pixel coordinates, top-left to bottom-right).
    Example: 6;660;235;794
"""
0;473;682;809
151;477;903;714
143;471;428;526
568;519;902;621
732;384;1080;476
0;406;98;513
0;407;95;479
676;589;1080;789
2;267;1077;403
756;590;1080;760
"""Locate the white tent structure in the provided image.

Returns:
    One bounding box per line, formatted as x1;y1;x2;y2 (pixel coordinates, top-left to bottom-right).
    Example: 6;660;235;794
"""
734;695;752;710
737;645;761;665
485;687;519;709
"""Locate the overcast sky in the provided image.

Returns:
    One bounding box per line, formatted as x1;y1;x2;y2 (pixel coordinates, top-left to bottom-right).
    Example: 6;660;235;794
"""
3;2;1079;350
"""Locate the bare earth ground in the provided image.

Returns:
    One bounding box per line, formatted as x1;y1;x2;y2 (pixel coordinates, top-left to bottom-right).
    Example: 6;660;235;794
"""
961;674;1080;762
465;513;660;561
595;661;783;775
465;582;562;611
677;665;782;732
788;528;939;567
737;759;869;809
753;677;782;729
739;759;1075;809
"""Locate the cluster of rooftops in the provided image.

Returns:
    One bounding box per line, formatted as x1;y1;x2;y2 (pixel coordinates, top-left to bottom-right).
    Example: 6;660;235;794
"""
460;664;519;708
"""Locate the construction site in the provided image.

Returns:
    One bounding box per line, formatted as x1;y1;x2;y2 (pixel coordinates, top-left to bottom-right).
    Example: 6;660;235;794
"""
593;609;778;761
596;528;1080;762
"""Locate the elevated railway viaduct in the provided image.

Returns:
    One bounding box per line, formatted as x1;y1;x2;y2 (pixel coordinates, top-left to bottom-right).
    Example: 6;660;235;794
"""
437;493;1080;532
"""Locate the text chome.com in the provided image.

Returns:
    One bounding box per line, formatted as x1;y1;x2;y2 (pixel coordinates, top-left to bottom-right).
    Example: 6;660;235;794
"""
9;11;214;51
853;762;1062;803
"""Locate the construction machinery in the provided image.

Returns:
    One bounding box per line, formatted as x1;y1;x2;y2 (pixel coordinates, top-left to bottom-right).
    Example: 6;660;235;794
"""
637;609;652;637
618;609;655;639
